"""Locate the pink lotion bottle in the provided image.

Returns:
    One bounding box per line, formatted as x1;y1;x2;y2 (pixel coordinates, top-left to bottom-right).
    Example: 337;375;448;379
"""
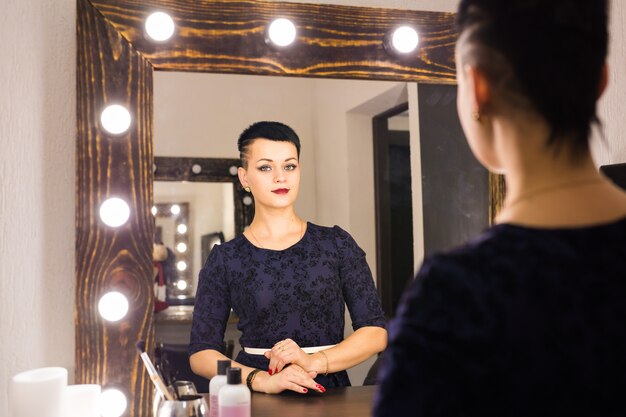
218;367;250;417
209;360;231;417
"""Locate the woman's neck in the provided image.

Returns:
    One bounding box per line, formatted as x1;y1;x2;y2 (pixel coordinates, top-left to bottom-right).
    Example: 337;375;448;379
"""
249;206;303;237
491;116;626;226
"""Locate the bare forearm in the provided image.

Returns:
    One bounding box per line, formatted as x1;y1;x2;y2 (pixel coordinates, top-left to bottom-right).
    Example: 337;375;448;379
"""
308;326;387;374
190;349;322;394
189;349;254;381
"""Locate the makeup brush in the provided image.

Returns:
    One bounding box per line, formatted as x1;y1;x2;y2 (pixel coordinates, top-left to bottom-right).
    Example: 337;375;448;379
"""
136;341;175;401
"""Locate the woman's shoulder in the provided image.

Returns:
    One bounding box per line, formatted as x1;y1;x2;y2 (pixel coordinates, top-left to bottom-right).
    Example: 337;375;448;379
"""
305;222;359;248
201;234;248;264
305;222;353;239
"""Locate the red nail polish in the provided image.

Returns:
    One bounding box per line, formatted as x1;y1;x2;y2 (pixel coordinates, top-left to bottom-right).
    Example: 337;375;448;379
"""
302;388;308;393
317;384;326;392
268;369;273;375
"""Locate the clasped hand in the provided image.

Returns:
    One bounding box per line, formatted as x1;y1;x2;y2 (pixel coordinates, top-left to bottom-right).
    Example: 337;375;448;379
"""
262;338;326;394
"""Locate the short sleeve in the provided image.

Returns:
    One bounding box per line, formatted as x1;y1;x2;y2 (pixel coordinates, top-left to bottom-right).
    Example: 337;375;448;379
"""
334;226;386;331
372;254;492;416
188;245;232;356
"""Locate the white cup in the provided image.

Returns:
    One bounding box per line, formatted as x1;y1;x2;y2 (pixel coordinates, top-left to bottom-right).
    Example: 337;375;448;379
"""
65;384;102;417
10;367;68;417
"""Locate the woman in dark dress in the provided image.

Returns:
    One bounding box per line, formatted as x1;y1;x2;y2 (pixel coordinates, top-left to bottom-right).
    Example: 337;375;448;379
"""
374;0;626;415
190;121;387;394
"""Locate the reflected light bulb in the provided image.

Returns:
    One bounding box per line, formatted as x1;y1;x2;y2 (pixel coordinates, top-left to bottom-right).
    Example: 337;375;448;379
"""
98;292;129;322
145;12;175;41
99;198;130;228
391;26;419;54
170;204;181;215
176;242;187;253
242;196;253;206
267;18;297;47
177;224;187;234
151;206;157;216
176;261;187;271
100;389;127;417
100;105;131;135
176;280;188;291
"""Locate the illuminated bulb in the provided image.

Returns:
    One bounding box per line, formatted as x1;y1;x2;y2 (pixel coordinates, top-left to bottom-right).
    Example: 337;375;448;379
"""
100;389;127;417
229;166;238;176
151;206;157;216
100;105;131;135
99;198;130;228
176;261;187;271
391;26;419;54
98;292;129;322
145;12;175;41
242;195;253;206
176;280;188;291
191;164;202;174
267;18;297;47
177;224;187;234
176;242;187;253
170;204;180;215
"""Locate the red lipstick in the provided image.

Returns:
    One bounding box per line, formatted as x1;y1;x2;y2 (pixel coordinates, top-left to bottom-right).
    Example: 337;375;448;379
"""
272;188;289;195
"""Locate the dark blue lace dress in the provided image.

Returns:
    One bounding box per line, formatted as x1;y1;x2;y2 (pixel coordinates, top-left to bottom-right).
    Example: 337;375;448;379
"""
374;217;626;416
190;222;386;387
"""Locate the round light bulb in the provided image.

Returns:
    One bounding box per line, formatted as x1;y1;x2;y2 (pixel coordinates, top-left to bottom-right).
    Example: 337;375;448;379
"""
176;242;187;253
391;26;419;54
100;389;127;417
176;280;188;291
99;198;130;228
170;204;180;215
151;206;157;216
177;224;187;234
267;18;297;47
229;166;238;176
176;261;187;271
100;105;131;135
242;195;253;206
145;12;175;41
98;292;129;322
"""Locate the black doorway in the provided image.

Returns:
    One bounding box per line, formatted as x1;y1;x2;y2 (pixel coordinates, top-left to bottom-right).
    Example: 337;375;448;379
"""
373;103;414;318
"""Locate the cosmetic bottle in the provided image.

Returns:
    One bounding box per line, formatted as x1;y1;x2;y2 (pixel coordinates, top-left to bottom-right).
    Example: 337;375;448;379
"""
218;368;250;417
208;360;231;417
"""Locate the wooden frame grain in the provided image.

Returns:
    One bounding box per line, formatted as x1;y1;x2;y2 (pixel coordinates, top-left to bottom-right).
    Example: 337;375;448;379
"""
76;1;503;416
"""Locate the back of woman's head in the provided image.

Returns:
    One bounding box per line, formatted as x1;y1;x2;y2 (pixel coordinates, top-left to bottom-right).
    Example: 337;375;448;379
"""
457;0;609;155
237;121;301;168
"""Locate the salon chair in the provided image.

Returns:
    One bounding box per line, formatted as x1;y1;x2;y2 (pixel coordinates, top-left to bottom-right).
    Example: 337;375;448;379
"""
155;340;235;393
363;352;384;386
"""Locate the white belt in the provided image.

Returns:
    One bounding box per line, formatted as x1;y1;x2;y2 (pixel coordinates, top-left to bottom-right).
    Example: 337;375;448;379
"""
244;344;336;355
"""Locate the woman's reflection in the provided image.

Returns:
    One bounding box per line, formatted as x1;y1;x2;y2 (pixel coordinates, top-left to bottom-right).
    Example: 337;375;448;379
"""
189;121;387;394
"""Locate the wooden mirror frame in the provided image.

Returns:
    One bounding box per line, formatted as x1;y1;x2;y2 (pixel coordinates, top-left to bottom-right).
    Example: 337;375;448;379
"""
76;1;503;415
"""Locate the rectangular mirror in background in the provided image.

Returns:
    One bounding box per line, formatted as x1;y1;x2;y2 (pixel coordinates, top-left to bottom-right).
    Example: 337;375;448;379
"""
152;71;488;385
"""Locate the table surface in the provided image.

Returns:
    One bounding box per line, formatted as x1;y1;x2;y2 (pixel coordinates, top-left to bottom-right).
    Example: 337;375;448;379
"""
206;385;376;417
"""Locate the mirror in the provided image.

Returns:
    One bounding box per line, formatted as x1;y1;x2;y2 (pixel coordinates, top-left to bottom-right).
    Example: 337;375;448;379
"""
152;155;253;303
76;1;483;415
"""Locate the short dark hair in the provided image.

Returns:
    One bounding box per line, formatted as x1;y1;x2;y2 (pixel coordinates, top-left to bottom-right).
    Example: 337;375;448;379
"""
237;121;301;168
457;0;609;155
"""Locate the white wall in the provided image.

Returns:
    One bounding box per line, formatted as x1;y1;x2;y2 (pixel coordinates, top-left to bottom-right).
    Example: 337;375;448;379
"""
593;1;626;165
3;0;626;414
0;0;76;413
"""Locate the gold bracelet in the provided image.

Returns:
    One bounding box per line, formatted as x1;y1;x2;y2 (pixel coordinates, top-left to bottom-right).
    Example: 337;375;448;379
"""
319;350;329;376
